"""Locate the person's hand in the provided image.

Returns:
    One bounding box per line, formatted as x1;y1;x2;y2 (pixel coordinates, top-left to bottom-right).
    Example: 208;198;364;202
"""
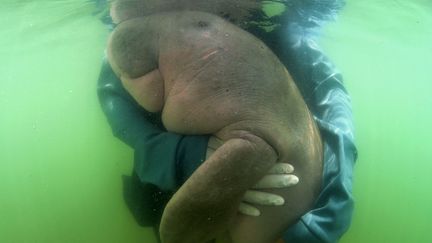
238;162;298;216
206;136;299;217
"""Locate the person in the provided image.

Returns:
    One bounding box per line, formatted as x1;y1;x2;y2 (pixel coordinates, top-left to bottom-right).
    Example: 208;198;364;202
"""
97;0;357;242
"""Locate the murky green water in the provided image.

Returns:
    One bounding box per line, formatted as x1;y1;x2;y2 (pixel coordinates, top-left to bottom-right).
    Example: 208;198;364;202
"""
319;1;432;242
0;0;431;242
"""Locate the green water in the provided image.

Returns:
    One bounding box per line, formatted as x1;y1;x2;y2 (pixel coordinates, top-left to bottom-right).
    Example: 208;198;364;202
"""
319;1;432;242
0;0;431;242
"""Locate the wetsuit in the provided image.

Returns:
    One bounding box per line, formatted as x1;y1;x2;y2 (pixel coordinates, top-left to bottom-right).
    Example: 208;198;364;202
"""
97;1;357;242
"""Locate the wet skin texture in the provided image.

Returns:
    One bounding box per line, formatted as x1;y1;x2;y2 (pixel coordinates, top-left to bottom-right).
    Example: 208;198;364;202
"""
108;11;323;243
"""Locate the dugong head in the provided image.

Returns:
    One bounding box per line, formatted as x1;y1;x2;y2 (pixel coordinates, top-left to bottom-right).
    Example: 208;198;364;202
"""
110;0;264;25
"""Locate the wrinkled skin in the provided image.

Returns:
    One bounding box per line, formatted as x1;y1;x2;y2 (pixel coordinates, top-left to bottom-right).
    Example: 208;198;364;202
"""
108;11;323;243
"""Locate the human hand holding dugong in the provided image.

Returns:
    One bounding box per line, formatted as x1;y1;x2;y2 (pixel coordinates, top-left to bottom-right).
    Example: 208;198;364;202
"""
207;136;299;217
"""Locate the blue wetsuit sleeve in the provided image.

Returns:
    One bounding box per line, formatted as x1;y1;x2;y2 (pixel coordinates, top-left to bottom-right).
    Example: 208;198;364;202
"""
271;1;358;242
97;58;208;191
280;42;358;243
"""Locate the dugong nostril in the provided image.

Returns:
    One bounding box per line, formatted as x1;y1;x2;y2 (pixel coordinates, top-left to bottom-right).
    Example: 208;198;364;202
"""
197;21;209;28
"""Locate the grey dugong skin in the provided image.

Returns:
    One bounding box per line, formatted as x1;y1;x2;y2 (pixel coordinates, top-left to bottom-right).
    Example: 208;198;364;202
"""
108;10;323;243
109;11;310;144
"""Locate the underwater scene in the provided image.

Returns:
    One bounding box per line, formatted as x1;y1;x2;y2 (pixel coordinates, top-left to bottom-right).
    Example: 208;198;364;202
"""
0;0;431;242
